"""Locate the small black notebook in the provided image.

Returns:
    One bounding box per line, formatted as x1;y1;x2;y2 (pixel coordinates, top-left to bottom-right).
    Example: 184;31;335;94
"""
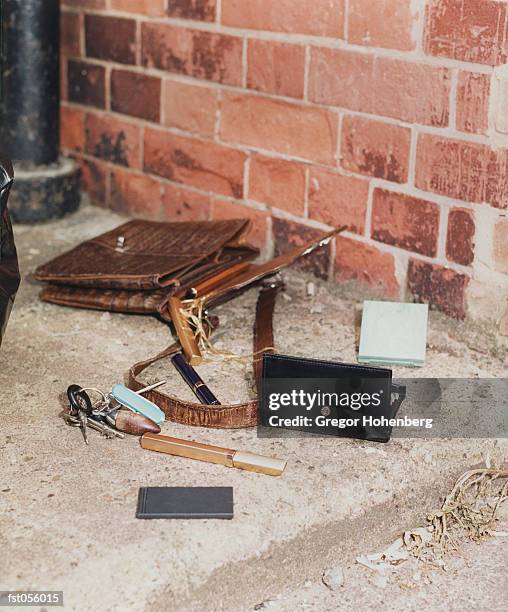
136;487;234;519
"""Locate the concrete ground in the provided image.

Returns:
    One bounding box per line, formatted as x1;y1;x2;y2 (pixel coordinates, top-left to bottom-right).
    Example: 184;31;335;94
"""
0;204;506;611
253;527;508;611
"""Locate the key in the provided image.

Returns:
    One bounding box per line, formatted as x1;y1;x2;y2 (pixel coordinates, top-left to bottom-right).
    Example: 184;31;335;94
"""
79;411;88;445
67;385;93;445
62;408;124;440
61;410;81;427
91;399;113;420
87;415;125;439
64;381;166;441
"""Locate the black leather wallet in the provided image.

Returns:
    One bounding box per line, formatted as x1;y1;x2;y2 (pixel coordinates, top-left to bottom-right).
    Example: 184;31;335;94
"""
136;487;234;519
260;353;406;442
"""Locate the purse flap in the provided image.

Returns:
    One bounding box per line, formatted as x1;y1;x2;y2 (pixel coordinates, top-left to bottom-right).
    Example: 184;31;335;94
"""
34;218;254;290
38;245;260;320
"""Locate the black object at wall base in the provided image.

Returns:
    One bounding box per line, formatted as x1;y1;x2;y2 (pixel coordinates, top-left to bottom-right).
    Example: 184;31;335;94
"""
8;159;81;224
0;0;81;223
0;156;20;345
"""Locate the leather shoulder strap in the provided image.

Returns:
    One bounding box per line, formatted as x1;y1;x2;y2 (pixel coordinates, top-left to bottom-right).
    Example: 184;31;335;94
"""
127;283;281;428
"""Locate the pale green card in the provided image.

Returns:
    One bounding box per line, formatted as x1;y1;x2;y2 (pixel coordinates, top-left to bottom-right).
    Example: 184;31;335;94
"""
358;300;428;367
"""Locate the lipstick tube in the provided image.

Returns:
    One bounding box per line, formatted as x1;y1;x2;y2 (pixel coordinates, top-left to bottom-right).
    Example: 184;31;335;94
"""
140;432;287;476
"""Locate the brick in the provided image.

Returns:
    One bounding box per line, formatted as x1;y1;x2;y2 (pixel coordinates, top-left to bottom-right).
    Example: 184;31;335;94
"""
85;113;141;168
341;116;411;183
493;218;508;274
142;23;242;86
273;218;331;280
348;0;416;51
416;133;508;209
85;15;136;65
63;0;106;8
68;60;105;108
500;302;508;336
110;0;166;16
163;80;218;137
220;92;338;165
247;40;305;99
60;106;85;152
335;236;399;296
407;259;469;319
211;199;269;249
61;12;81;57
308;168;368;234
167;0;217;21
144;128;246;198
424;0;508;66
446;208;475;266
110;168;163;217
221;0;345;37
371;189;440;257
309;49;450;127
77;157;108;205
249;154;306;216
162;183;211;221
111;70;161;123
456;72;490;135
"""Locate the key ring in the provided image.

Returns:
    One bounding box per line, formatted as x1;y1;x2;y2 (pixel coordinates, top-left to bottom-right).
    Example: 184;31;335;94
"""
80;387;107;403
79;387;110;413
67;385;93;415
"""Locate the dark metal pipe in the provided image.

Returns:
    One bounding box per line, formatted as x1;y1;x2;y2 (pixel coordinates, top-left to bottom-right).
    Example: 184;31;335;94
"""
1;0;60;166
0;0;80;223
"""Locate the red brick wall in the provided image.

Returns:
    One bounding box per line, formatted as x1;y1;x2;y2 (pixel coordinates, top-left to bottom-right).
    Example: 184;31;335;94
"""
60;0;508;321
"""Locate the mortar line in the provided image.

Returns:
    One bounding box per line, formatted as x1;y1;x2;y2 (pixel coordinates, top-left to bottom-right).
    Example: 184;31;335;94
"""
79;12;85;57
408;126;418;187
303;166;310;218
364;180;374;239
243;154;251;200
265;214;274;260
412;0;426;54
242;38;248;89
437;205;449;262
328;233;336;280
214;88;223;140
135;19;142;66
343;0;350;41
303;45;311;102
105;65;111;111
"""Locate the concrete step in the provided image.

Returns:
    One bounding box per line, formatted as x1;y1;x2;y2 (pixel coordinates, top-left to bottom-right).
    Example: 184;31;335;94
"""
1;204;506;612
